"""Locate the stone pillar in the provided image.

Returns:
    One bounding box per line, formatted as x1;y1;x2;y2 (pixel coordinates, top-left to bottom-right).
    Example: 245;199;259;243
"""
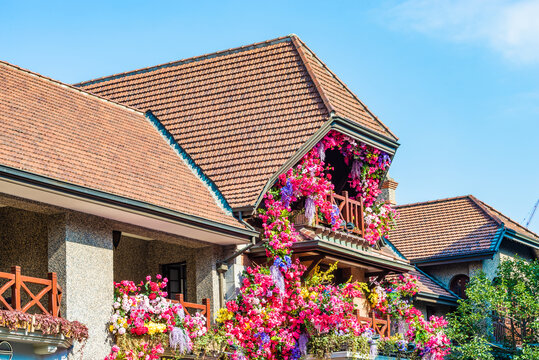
195;245;221;317
48;212;113;359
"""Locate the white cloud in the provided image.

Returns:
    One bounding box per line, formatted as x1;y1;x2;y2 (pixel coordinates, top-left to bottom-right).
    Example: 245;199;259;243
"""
386;0;539;64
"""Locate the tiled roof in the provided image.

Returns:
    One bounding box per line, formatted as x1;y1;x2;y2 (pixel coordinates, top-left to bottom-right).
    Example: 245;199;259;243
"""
474;198;539;241
0;60;244;229
76;35;397;209
390;196;501;262
390;195;539;263
411;268;458;300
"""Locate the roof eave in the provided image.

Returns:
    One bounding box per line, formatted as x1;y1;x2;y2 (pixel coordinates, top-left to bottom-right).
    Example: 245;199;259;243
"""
503;229;539;250
0;165;257;240
412;251;497;266
415;292;459;306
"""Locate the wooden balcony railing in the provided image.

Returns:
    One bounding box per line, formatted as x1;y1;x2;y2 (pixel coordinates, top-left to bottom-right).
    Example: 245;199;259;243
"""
0;266;62;317
169;294;211;330
355;310;391;338
316;191;365;237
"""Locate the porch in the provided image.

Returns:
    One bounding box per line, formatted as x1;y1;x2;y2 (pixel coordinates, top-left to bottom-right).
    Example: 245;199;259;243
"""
0;194;234;359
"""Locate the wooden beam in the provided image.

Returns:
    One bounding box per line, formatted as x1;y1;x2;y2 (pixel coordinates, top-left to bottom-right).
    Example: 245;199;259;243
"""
302;255;325;279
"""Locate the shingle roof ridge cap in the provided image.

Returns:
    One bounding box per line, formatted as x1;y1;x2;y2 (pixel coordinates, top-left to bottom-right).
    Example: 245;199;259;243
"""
395;195;475;209
414;266;460;299
74;35;295;87
467;195;504;226
290;35;335;115
471;196;539;239
0;60;145;116
292;37;398;141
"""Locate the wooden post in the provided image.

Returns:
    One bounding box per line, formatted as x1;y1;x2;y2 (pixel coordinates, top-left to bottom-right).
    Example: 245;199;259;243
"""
11;266;21;311
359;198;365;238
371;311;377;335
386;313;391;337
343;191;349;223
202;298;211;330
48;272;58;317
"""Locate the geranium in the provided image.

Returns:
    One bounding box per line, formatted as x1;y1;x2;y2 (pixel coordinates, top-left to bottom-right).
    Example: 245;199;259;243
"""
105;275;207;359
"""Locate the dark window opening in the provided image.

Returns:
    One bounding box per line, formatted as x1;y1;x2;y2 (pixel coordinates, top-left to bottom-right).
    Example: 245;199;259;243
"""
161;262;187;300
426;306;437;320
450;274;470;299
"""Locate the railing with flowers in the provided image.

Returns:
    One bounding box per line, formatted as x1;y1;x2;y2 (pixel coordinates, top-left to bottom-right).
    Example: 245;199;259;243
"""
0;266;62;317
355;310;391;338
169;294;211;331
315;191;365;237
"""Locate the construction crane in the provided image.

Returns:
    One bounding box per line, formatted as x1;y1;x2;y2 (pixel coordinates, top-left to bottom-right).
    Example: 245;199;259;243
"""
523;199;539;228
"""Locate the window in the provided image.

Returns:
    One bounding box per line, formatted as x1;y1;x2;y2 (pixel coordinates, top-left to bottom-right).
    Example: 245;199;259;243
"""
161;262;187;300
426;306;436;320
450;274;470;299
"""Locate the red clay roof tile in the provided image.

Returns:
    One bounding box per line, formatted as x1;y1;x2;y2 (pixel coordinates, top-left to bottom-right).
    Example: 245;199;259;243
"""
0;61;244;230
76;35;397;209
390;195;538;262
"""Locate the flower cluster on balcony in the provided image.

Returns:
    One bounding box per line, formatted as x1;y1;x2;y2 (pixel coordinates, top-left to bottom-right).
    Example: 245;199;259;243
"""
105;276;207;360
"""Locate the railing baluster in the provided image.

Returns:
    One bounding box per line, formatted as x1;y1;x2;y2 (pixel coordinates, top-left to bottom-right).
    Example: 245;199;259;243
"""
11;266;21;311
360;198;365;238
343;191;349;224
48;272;58;317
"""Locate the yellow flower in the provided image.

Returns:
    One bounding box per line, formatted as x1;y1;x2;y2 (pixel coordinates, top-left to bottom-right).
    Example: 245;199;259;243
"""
109;324;114;333
216;308;234;323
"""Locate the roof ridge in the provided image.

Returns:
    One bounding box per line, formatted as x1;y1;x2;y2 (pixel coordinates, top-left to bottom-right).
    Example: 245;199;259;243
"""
292;37;398;141
472;196;539;239
74;35;295;87
396;195;474;208
144;111;234;216
467;195;503;226
290;36;335;115
0;60;145;116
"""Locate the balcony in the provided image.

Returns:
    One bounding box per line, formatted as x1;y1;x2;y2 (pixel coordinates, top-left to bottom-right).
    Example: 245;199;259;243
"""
355;311;391;338
168;294;211;330
0;266;62;317
316;191;365;238
0;266;86;355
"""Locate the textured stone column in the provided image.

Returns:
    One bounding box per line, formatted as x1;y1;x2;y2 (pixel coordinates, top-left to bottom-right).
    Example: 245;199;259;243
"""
195;245;221;317
48;212;113;359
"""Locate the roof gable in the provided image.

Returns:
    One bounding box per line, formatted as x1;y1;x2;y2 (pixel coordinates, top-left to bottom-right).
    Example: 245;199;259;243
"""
390;195;539;263
76;35;397;209
0;61;244;230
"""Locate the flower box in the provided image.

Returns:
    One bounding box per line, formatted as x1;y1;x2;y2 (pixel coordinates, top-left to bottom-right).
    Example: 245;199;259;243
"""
306;351;370;360
375;356;409;360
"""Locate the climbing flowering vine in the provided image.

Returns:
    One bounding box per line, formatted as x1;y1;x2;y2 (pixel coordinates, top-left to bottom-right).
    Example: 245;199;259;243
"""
363;274;450;359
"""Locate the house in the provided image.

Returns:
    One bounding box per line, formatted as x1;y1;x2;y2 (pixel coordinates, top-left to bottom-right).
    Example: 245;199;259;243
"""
388;195;539;319
0;60;256;359
1;35;416;359
76;34;413;315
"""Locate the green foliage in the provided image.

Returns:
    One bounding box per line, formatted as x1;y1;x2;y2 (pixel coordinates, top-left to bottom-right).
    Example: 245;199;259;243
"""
447;258;539;359
513;345;539;360
376;335;417;359
191;328;230;359
308;332;369;359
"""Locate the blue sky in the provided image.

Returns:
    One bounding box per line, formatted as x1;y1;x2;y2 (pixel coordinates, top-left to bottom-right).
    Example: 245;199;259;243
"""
2;0;539;232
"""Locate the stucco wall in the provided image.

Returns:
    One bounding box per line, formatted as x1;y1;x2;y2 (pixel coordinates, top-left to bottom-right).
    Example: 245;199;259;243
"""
422;261;482;288
483;238;535;279
0;207;48;277
114;235;222;315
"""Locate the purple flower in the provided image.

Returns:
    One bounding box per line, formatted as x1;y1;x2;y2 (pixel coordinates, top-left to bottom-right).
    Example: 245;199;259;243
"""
330;204;340;225
281;179;294;208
